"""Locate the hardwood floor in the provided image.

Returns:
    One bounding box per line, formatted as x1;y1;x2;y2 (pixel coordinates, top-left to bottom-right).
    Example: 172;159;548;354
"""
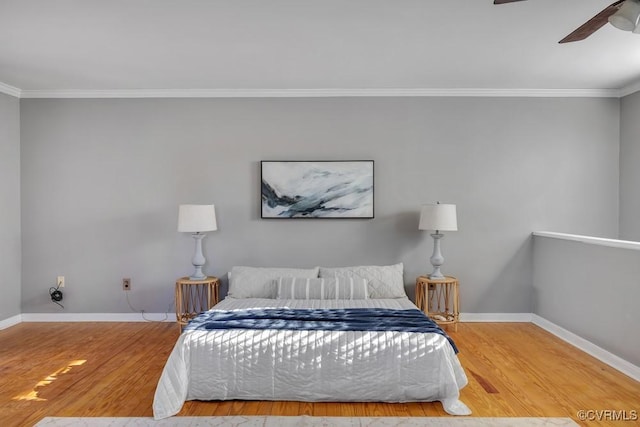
0;321;638;427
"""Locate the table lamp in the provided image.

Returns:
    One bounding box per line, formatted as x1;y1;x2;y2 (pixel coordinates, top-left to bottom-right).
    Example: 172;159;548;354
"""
419;202;457;279
178;204;217;280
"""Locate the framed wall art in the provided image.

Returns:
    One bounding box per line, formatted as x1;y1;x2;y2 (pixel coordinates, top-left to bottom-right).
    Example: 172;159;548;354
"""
261;160;374;219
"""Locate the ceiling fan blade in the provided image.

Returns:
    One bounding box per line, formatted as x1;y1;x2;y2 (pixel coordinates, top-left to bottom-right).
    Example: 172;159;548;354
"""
559;0;625;43
494;0;527;4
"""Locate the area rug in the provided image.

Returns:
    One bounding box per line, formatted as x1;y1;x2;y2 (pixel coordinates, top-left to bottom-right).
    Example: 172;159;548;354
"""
35;416;579;426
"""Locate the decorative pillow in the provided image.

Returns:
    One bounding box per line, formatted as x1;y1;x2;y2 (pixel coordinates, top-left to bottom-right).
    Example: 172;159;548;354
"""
275;277;369;300
227;266;320;299
318;263;405;298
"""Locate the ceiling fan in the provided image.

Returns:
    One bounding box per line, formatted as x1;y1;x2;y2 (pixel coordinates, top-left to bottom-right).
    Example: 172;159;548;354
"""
494;0;640;43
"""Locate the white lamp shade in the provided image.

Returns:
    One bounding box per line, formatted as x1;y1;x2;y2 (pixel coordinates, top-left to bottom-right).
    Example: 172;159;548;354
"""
609;0;640;31
178;204;218;232
419;204;458;231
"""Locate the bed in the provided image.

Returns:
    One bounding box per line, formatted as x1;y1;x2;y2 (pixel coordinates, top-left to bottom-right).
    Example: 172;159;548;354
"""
153;265;470;419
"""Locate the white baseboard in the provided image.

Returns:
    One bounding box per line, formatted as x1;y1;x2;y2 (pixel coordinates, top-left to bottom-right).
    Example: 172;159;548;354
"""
460;312;533;322
532;314;640;382
21;312;176;322
0;314;23;330
11;312;532;324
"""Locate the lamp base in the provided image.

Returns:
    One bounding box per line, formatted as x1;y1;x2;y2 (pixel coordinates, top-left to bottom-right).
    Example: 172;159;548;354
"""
428;271;445;280
429;232;446;280
189;233;208;281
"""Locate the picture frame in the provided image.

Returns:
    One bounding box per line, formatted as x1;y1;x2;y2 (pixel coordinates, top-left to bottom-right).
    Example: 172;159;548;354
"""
261;160;374;219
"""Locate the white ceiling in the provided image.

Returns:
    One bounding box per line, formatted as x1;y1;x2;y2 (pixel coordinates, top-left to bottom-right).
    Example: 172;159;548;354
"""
1;0;640;97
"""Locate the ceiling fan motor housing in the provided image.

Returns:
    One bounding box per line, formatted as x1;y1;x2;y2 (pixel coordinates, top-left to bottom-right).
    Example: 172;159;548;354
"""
609;0;640;32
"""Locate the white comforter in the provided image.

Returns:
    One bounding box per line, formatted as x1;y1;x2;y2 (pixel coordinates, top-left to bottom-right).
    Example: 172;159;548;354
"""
153;297;470;419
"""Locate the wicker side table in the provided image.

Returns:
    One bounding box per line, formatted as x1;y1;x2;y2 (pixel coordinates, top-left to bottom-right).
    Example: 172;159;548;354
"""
175;276;220;332
415;275;459;332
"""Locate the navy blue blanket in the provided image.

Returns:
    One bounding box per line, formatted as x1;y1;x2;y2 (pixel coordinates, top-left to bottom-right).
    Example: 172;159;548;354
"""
185;308;458;353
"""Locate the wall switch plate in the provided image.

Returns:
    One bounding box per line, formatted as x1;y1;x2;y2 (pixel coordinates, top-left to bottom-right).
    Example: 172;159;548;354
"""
57;276;65;288
122;278;131;291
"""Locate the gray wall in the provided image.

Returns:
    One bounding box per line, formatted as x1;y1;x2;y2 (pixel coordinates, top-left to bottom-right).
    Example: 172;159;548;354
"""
619;91;640;241
0;92;21;321
532;235;640;366
19;97;620;314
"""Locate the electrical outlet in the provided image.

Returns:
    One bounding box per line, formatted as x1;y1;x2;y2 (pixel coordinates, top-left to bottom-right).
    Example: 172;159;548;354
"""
122;278;131;291
57;276;65;288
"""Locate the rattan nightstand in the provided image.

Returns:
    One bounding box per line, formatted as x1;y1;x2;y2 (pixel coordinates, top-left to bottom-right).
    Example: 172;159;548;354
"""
175;276;220;332
415;275;459;332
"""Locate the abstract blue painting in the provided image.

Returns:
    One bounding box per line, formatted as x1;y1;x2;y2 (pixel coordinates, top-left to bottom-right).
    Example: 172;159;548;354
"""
261;161;374;218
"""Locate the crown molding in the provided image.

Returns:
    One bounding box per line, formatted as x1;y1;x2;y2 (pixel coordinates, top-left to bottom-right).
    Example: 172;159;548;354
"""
619;79;640;97
0;81;21;98
18;87;621;99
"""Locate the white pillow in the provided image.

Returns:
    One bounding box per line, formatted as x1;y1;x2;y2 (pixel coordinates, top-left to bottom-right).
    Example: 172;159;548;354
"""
227;266;320;298
318;263;405;298
275;277;369;300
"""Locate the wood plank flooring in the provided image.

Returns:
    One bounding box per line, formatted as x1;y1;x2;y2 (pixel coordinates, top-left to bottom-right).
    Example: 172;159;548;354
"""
0;321;638;427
